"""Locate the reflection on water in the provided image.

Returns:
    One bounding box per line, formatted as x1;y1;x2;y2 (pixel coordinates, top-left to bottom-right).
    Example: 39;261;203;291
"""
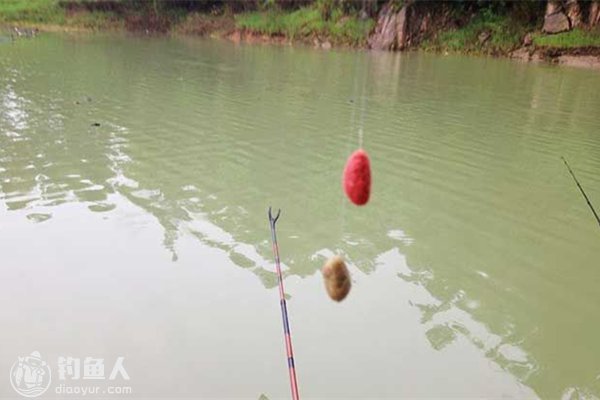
1;33;599;398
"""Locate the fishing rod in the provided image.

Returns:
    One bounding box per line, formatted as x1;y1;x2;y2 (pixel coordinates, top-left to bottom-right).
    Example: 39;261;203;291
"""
267;207;300;400
562;156;600;229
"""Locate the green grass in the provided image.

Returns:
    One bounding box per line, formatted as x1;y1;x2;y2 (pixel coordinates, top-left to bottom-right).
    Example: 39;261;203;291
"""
0;0;130;30
3;1;598;52
0;0;65;24
235;6;374;46
0;0;119;28
423;9;528;55
532;29;600;48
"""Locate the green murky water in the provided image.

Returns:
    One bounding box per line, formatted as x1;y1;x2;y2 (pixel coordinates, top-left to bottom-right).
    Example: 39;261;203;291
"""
1;33;599;399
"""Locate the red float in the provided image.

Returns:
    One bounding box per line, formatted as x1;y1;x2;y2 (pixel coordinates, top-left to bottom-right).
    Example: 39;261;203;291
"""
343;149;371;206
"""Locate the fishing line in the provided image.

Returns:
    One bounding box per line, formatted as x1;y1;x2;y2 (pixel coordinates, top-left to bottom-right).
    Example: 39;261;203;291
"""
350;51;368;152
353;55;397;241
357;58;368;149
340;51;379;244
340;51;364;235
561;156;600;229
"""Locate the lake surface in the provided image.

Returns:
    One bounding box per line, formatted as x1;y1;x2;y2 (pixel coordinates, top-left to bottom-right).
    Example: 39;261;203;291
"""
1;33;599;399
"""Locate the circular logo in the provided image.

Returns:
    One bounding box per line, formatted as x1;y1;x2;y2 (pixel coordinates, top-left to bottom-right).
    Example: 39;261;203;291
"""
9;351;51;398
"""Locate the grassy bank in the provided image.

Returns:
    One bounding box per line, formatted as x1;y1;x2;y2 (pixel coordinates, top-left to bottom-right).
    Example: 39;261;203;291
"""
422;9;531;55
0;0;66;25
0;0;62;23
1;0;599;58
422;8;600;56
0;0;226;32
235;7;374;46
0;0;123;30
532;29;600;48
0;0;372;45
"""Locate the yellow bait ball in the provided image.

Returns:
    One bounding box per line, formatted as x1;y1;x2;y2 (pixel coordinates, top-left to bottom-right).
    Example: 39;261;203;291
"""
322;255;351;302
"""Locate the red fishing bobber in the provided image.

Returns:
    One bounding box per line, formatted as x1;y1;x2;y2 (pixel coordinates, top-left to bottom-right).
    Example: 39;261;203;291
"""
343;149;371;206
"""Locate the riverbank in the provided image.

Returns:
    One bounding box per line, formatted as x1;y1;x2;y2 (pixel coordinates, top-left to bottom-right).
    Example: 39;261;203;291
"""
1;0;600;68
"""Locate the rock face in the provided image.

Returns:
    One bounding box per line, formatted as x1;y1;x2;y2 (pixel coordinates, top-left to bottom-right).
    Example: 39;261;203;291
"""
368;1;443;51
368;2;408;50
543;1;571;34
542;0;587;33
546;0;563;15
478;31;491;45
558;55;600;69
512;46;600;69
564;0;582;28
543;12;570;33
590;2;600;27
510;48;532;62
395;6;409;50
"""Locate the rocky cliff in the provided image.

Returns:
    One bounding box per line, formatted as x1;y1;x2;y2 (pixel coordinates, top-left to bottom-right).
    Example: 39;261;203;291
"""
368;1;455;51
